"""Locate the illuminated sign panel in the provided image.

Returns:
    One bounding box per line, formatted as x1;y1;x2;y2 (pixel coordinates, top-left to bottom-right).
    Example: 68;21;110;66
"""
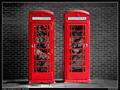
32;17;51;20
68;17;86;20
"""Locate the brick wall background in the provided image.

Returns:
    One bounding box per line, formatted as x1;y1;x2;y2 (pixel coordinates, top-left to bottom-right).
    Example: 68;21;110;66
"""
2;2;118;80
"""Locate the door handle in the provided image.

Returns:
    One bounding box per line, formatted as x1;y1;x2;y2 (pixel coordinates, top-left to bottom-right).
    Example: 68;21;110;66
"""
85;43;88;47
31;44;35;48
31;44;34;48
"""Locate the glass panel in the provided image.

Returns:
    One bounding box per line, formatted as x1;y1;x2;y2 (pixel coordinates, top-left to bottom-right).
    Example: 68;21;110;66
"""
34;55;49;60
34;25;49;30
71;49;82;54
70;25;83;31
72;37;84;42
33;25;50;73
72;55;83;60
35;49;47;54
35;61;47;66
35;37;47;42
36;43;49;48
72;67;83;72
72;32;83;36
35;67;47;72
72;43;83;48
70;25;85;72
35;31;47;36
71;61;83;66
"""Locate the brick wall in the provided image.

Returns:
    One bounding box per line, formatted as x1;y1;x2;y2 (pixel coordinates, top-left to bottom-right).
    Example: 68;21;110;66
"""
3;2;118;80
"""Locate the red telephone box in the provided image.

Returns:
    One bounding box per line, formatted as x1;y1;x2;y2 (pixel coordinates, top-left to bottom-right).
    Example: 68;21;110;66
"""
29;10;54;84
64;10;90;82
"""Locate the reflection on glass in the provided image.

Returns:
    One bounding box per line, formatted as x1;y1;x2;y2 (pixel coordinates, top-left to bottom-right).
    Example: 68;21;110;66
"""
72;38;83;42
35;67;47;72
35;32;47;36
35;49;43;54
71;61;83;66
35;49;47;54
35;55;48;60
72;49;82;54
35;25;48;30
71;25;83;31
72;43;83;48
35;62;47;66
72;55;83;60
72;32;83;36
35;38;46;42
37;43;48;48
72;67;83;72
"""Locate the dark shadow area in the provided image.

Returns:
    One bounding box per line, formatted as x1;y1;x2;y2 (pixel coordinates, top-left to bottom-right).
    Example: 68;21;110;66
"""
55;80;64;83
3;81;28;85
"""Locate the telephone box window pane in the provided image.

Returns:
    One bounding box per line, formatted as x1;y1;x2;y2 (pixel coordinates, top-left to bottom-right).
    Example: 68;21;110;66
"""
72;32;83;36
72;43;83;48
35;31;47;36
34;55;48;60
72;67;83;72
72;55;83;60
35;49;47;54
72;37;84;42
71;25;83;30
71;61;83;66
35;67;47;72
34;25;49;30
72;49;82;54
35;62;47;66
35;38;46;42
37;43;49;48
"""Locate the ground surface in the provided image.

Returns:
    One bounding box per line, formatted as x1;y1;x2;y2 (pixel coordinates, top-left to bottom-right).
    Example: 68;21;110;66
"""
2;79;118;88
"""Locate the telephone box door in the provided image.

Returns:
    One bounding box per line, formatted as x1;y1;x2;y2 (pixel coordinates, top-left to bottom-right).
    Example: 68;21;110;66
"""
64;10;90;82
29;10;54;83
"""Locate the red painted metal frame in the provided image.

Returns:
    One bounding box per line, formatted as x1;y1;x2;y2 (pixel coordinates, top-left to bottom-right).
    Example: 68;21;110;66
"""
64;10;91;82
28;10;54;84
